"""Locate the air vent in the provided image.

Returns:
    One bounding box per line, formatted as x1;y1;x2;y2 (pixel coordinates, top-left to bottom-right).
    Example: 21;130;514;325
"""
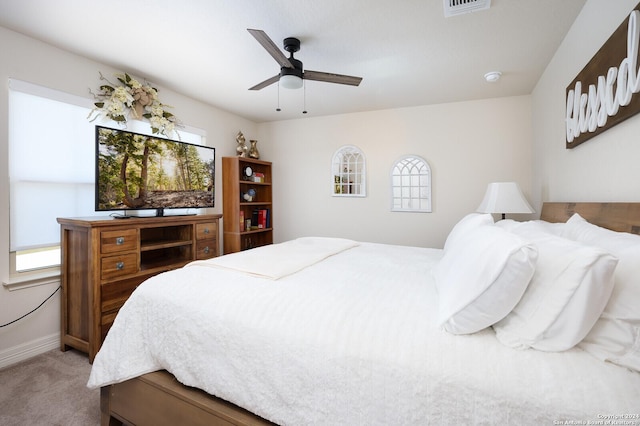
443;0;491;17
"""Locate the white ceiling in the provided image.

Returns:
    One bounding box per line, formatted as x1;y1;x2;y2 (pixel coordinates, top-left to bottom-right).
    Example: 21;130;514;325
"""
0;0;586;123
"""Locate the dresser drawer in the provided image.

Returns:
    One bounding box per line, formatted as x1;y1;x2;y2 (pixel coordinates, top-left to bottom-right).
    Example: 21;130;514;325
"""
196;239;217;260
101;274;150;313
101;253;138;280
196;222;217;240
101;229;138;254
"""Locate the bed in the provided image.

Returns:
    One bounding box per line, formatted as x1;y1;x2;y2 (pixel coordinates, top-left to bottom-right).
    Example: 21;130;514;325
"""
89;202;640;426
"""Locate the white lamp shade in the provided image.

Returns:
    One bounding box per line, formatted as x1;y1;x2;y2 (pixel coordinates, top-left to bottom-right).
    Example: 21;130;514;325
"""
476;182;534;215
280;74;303;89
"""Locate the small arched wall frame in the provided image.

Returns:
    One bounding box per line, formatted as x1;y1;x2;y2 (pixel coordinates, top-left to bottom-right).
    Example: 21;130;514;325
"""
390;155;432;212
331;145;366;197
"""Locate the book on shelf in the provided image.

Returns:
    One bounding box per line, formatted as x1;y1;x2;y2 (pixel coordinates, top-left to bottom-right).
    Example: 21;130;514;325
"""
258;209;267;229
266;208;271;229
239;211;245;232
251;210;259;229
246;209;271;230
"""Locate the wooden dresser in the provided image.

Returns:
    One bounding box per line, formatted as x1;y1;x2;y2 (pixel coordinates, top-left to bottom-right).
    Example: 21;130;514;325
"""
57;214;222;362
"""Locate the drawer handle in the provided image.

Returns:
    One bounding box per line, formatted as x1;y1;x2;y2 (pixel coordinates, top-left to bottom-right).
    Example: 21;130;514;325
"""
204;227;210;234
116;237;125;245
116;261;125;270
203;246;210;254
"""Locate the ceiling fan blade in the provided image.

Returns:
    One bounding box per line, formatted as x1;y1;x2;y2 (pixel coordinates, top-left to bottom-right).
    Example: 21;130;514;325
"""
304;70;362;86
247;29;293;69
249;75;280;91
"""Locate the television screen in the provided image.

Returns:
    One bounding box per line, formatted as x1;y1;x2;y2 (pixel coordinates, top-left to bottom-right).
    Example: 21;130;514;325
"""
95;126;215;215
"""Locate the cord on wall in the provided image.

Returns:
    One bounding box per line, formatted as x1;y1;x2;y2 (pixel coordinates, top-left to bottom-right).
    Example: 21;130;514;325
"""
0;286;61;328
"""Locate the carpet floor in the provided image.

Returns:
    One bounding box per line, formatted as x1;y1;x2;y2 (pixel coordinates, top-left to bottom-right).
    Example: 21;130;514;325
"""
0;349;100;426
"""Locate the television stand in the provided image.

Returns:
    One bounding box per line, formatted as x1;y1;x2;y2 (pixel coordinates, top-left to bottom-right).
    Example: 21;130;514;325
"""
113;210;197;218
57;214;222;362
152;208;197;217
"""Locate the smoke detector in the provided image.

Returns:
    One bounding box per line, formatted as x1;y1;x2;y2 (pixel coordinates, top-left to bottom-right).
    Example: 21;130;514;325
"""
484;71;502;83
443;0;491;17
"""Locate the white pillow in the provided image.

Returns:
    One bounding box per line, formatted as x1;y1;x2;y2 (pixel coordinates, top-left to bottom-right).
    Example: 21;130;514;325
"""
495;219;565;236
443;213;494;252
562;213;640;372
493;222;618;351
435;224;537;335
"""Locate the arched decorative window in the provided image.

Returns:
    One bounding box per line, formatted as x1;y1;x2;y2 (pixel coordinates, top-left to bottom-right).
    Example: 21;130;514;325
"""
391;155;432;212
331;145;366;197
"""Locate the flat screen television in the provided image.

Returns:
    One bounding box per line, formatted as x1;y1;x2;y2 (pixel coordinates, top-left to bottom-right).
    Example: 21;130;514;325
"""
95;126;215;216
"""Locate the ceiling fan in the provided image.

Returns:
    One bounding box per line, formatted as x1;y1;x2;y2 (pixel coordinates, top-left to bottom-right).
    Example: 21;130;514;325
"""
247;29;363;91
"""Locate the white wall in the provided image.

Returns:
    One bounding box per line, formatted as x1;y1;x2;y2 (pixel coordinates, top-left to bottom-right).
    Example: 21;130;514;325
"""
0;15;540;365
532;0;640;207
0;26;257;365
258;95;534;249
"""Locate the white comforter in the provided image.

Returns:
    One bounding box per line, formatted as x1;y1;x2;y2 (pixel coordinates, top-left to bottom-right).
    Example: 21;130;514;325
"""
88;240;640;425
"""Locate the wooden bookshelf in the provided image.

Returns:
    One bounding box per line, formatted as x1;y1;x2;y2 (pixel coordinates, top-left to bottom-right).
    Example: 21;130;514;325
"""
222;157;273;253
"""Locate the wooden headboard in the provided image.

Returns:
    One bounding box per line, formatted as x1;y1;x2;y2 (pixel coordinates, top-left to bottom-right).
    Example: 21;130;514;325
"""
540;202;640;235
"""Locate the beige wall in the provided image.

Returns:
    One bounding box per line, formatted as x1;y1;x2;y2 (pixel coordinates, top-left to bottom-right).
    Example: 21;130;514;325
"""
258;95;533;249
5;0;630;365
0;24;534;362
532;0;640;207
0;26;257;364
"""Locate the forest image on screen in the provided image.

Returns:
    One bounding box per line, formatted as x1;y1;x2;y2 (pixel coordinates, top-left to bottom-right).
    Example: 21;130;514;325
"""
96;127;214;212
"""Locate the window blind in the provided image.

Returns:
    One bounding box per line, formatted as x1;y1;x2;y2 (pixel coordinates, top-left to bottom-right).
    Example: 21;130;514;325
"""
9;81;98;251
8;79;205;252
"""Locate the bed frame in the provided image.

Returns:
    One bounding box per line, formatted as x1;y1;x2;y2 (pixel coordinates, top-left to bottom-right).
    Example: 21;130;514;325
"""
100;370;274;425
540;202;640;234
100;202;640;426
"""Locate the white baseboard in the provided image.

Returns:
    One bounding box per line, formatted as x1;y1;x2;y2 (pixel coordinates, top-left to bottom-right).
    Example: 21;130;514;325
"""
0;332;60;369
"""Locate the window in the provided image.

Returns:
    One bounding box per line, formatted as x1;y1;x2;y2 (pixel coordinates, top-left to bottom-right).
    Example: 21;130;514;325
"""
8;79;205;278
391;155;432;212
9;81;99;274
331;145;366;197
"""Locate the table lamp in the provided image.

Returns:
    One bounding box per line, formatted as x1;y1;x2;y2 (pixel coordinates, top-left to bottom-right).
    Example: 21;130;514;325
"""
476;182;534;220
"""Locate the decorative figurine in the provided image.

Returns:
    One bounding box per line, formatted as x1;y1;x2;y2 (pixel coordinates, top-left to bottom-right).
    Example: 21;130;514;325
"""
236;131;248;157
248;139;260;159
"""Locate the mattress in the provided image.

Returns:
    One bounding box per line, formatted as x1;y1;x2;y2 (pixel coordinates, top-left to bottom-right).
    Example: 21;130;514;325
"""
88;240;640;425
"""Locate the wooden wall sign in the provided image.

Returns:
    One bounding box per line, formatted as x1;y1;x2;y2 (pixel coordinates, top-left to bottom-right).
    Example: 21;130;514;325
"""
566;2;640;148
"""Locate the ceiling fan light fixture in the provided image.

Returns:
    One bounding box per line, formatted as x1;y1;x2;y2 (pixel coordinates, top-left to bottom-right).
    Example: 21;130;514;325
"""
247;29;362;91
280;74;303;89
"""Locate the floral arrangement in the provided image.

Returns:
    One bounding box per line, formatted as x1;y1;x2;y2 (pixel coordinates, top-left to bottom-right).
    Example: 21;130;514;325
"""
88;72;179;137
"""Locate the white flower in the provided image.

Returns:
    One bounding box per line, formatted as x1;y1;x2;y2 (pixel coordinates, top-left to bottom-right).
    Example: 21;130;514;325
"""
129;79;142;89
145;86;158;100
106;100;125;115
151;104;164;116
150;115;166;132
89;72;180;137
113;86;134;105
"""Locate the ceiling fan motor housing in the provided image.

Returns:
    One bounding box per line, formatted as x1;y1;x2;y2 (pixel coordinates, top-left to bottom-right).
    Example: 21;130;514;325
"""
281;57;303;78
283;37;300;53
281;37;303;78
